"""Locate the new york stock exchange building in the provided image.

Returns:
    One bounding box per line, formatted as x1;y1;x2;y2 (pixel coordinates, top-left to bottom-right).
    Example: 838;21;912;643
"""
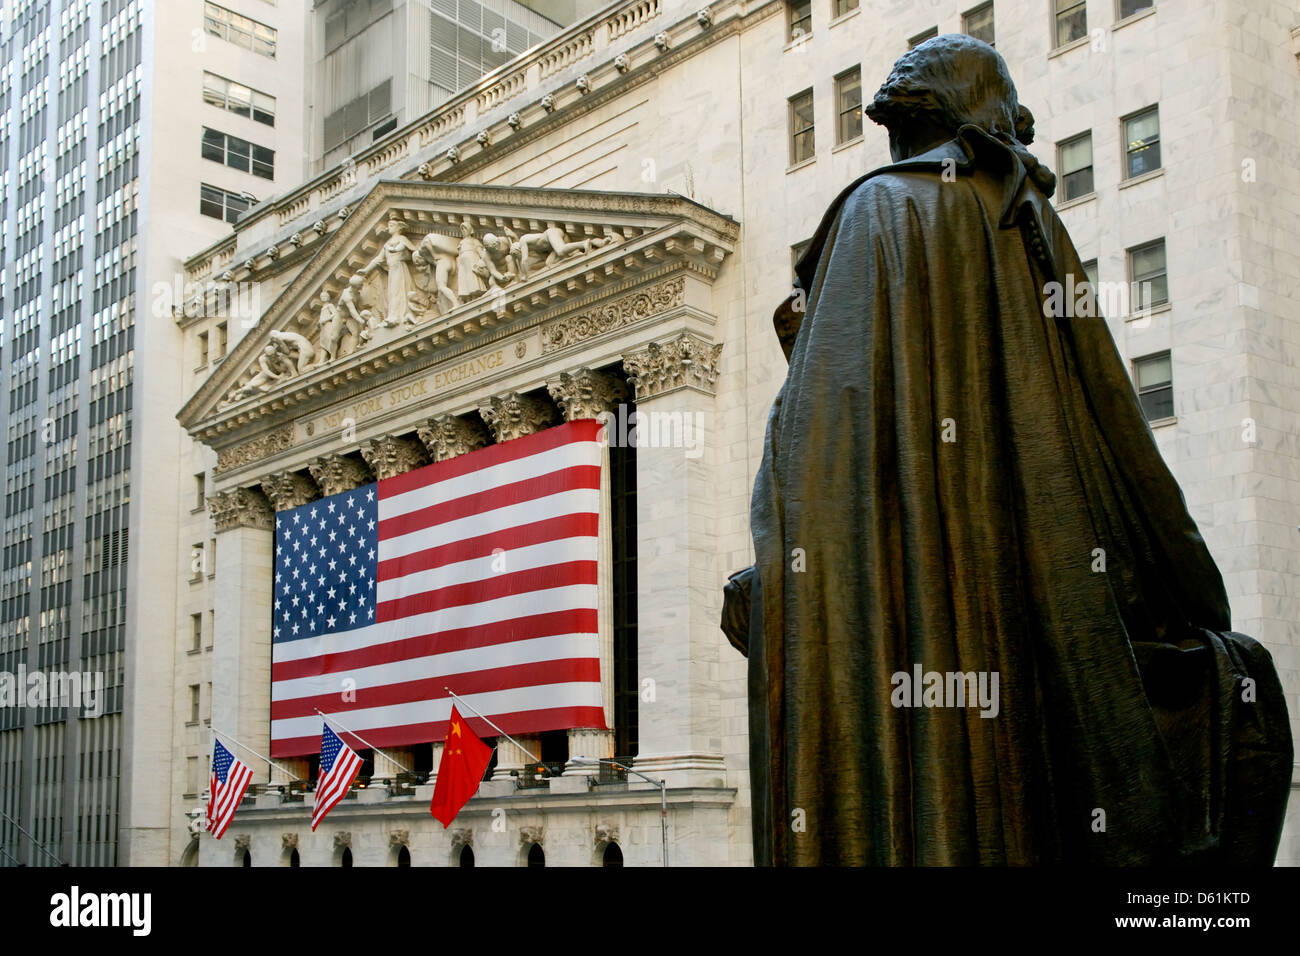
163;0;1300;868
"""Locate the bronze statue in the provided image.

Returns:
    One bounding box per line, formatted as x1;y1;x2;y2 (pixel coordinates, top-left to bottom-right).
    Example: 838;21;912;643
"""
725;34;1292;865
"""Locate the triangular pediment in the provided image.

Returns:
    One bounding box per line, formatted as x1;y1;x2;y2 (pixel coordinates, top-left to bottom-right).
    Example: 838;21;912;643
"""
178;180;738;440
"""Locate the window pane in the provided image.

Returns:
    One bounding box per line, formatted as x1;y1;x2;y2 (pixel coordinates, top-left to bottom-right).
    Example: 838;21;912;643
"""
252;91;276;126
226;82;252;117
1131;242;1165;280
789;0;811;40
1119;0;1153;18
202;73;226;108
226;136;251;171
1062;167;1093;200
963;3;994;45
1139;385;1173;421
252;146;274;179
834;0;858;16
201;129;225;162
1125;109;1160;176
199;185;224;219
909;26;938;48
790;91;814;163
1055;0;1086;46
1135;354;1171;389
1059;135;1091;174
837;70;862;144
1081;259;1098;286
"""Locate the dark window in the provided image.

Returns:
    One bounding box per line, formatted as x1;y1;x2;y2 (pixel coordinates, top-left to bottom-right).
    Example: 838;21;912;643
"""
1119;0;1153;18
611;428;638;760
341;847;353;867
1124;106;1160;178
460;844;475;866
835;67;862;145
241;849;251;867
603;843;624;866
834;0;858;16
289;848;299;866
1058;132;1093;201
1134;352;1173;422
397;845;410;866
527;843;545;867
908;26;938;48
788;0;811;40
1129;239;1168;310
963;2;995;45
1055;0;1086;46
202;128;274;180
202;72;275;126
789;89;814;164
200;183;251;224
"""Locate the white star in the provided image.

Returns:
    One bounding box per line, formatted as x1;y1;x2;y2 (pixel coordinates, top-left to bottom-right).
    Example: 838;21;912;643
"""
292;623;299;635
327;616;337;627
349;613;357;624
291;595;300;607
328;501;336;513
366;488;375;502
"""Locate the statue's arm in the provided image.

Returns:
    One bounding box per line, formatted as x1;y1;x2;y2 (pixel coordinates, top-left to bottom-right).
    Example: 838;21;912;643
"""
721;565;756;657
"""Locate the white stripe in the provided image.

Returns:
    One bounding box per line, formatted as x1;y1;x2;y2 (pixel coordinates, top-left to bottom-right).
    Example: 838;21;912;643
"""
212;763;248;824
273;584;598;664
379;488;599;560
377;535;596;604
313;751;361;825
272;632;600;702
274;681;603;743
379;441;600;520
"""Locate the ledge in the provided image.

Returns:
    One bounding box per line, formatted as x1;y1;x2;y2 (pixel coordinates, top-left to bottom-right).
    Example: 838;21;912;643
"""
1149;415;1177;429
829;7;861;29
1048;35;1090;59
832;136;863;154
786;156;816;174
1054;191;1096;212
1118;168;1163;190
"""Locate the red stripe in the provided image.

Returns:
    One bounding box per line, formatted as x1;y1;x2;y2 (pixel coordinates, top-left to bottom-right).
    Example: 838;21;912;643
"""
376;560;596;621
378;465;599;541
377;512;597;580
273;609;598;681
378;419;602;499
271;658;602;720
272;705;608;758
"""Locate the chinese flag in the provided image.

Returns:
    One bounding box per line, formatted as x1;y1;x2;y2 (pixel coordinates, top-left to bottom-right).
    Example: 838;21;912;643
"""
430;705;494;827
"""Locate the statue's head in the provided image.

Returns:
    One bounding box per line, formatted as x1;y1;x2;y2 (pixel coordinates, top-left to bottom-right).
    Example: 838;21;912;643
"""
387;216;406;236
320;290;332;303
483;233;506;254
865;34;1035;161
459;221;474;238
349;274;364;288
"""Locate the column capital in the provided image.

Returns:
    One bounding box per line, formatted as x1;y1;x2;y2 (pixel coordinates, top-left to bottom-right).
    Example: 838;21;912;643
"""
307;454;373;497
207;487;274;532
416;414;491;462
623;333;723;401
479;392;557;443
260;470;320;512
359;434;429;480
546;368;629;421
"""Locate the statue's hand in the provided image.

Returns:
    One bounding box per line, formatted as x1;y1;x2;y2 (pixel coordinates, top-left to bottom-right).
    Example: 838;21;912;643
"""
721;565;756;657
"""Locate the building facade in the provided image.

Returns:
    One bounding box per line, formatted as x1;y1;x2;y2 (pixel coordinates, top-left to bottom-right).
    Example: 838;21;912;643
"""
0;0;307;867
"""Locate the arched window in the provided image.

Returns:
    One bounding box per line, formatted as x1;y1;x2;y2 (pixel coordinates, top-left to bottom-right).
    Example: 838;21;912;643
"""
459;844;475;867
527;843;545;867
241;849;251;867
602;843;623;867
397;845;410;867
341;847;353;867
289;849;300;867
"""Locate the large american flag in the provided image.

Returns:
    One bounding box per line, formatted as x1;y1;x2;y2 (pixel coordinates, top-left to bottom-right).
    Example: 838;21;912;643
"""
270;418;607;757
206;739;253;839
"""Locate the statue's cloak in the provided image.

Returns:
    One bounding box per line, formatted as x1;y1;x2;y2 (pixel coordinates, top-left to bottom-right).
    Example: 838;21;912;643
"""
745;126;1292;865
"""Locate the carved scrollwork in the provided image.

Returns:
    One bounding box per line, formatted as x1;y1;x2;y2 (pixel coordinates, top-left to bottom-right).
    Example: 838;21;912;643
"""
547;367;629;421
416;414;492;462
308;455;373;497
360;435;429;480
479;393;557;443
215;425;294;475
541;276;686;353
623;332;724;401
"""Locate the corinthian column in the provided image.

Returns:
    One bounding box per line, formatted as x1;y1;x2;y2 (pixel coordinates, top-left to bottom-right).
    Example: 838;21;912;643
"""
416;414;492;463
621;333;726;788
208;488;288;787
307;454;373;497
359;435;429;480
547;368;630;775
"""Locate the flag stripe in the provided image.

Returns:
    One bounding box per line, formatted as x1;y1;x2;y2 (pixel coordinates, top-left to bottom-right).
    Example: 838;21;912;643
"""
272;657;602;720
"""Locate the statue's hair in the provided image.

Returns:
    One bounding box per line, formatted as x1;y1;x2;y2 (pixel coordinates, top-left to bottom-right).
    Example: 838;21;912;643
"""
865;34;1032;144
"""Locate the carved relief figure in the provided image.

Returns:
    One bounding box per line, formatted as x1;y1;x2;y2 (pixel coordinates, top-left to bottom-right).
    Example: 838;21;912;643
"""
455;221;491;301
362;216;422;327
480;227;520;287
221;329;314;406
514;225;616;279
413;232;462;315
316;290;342;364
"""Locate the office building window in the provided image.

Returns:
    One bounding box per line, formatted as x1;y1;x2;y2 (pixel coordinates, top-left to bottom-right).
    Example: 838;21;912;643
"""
196;330;209;368
789;89;815;164
963;3;995;45
202;72;275;126
204;3;277;58
191;542;204;581
834;0;858;18
194;473;206;510
200;184;251;224
1134;352;1173;421
1055;0;1086;46
1057;132;1094;200
202;128;274;180
191;613;203;651
836;67;863;144
1081;258;1098;287
788;0;811;40
1124;106;1160;178
1118;0;1153;19
189;685;201;724
1129;239;1168;311
215;321;228;358
909;26;938;48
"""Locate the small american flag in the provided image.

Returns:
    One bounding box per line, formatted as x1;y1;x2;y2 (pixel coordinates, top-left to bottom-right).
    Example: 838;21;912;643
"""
312;722;363;831
270;419;606;756
206;739;253;840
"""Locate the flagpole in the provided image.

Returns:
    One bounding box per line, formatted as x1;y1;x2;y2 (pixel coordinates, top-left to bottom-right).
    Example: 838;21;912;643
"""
314;709;411;775
211;726;302;785
443;687;545;771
